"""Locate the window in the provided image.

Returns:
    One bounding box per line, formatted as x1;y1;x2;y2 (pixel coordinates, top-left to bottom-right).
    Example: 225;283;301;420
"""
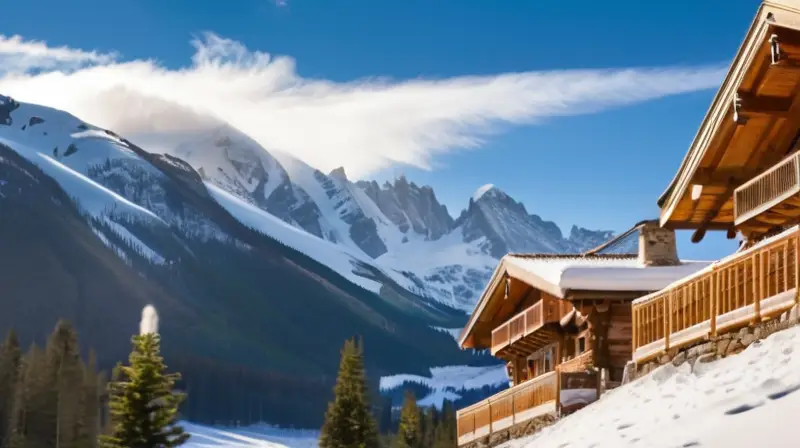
544;350;552;373
578;336;586;354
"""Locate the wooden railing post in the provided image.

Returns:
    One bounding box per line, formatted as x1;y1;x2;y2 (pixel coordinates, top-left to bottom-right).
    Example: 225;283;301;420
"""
488;401;492;434
710;269;717;337
753;256;759;321
631;306;638;354
511;388;515;424
472;412;476;439
664;293;670;352
784;241;789;292
756;251;764;322
795;235;800;303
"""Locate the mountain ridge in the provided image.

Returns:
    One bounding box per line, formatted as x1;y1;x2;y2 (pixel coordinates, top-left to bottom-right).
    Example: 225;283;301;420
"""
166;124;634;311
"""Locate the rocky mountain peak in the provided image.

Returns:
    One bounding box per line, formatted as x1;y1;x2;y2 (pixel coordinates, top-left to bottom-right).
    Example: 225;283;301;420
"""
357;175;454;241
328;166;348;181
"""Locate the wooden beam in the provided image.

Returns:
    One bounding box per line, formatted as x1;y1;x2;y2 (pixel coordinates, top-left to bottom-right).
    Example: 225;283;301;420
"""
772;59;800;70
692;167;763;186
768;27;800;50
662;221;734;231
735;93;793;119
691;184;737;243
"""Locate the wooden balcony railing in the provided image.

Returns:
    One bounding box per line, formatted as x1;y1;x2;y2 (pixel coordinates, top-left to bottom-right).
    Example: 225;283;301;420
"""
558;350;594;373
456;371;557;446
632;227;799;363
490;297;568;356
734;151;800;226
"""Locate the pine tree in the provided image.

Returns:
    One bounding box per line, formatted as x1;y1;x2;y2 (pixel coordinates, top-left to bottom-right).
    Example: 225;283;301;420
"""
420;405;437;448
0;329;22;446
100;330;189;448
16;343;52;448
319;338;378;448
47;320;87;448
75;350;102;448
394;391;420;448
377;395;393;434
432;400;457;448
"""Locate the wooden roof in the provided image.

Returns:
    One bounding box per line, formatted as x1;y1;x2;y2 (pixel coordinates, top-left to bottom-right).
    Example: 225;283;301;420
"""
659;0;800;238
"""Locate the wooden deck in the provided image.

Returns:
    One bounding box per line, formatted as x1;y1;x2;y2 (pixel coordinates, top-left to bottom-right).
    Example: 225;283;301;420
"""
735;151;800;230
490;296;569;356
632;227;799;363
456;371;557;447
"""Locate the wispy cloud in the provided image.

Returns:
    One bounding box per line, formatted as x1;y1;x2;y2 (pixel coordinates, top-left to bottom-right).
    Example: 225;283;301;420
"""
0;33;725;178
0;34;116;73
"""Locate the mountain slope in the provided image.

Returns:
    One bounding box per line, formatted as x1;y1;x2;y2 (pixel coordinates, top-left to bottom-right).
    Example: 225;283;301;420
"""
0;95;494;427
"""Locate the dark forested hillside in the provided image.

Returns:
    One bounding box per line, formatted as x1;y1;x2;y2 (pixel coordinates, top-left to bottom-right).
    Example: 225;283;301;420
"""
0;143;494;427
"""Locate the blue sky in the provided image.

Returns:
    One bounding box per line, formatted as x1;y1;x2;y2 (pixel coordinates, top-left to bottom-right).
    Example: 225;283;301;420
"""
1;0;760;259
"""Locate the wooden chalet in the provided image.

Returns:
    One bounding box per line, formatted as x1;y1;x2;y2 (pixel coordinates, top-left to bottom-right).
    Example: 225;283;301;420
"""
632;0;800;364
455;221;710;446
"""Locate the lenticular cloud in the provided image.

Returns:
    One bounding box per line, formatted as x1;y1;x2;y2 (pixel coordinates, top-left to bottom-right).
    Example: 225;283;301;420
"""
0;33;726;178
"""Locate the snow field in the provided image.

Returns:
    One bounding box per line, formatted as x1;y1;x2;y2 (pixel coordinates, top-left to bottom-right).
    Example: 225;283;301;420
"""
502;325;800;448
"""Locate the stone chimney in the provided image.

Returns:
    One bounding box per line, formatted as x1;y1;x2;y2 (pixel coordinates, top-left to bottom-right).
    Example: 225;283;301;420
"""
638;220;680;266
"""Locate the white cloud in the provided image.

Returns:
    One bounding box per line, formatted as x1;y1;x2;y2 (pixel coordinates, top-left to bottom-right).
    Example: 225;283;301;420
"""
0;33;726;178
0;34;116;73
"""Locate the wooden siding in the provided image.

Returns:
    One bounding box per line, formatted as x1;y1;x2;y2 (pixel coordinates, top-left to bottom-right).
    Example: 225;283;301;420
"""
632;227;799;363
608;303;633;381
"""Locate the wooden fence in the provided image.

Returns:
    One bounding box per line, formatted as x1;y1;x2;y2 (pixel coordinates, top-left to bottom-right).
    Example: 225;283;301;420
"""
456;371;557;446
632;227;799;362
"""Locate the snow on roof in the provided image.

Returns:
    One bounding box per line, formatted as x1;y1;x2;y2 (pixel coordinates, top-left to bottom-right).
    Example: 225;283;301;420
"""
634;225;800;305
459;253;712;348
503;254;712;298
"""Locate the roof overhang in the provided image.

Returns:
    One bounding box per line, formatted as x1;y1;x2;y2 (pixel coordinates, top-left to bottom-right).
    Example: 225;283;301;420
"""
457;257;565;350
659;0;800;232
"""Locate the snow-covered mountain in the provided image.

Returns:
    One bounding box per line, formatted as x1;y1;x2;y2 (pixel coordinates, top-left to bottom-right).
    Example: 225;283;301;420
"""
168;124;636;312
0;94;501;428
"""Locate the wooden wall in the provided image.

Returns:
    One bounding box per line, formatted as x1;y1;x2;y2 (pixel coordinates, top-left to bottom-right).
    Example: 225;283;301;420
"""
608;303;633;382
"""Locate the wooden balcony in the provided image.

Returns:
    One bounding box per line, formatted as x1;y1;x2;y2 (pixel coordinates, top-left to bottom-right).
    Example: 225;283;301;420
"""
490;297;569;356
456;371;557;447
558;350;594;374
632;226;799;363
734;151;800;230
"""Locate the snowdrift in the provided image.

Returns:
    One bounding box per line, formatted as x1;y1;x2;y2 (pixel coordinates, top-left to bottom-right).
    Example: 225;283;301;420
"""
502;325;800;448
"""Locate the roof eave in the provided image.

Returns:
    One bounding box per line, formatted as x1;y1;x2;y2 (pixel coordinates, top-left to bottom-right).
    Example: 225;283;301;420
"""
457;259;507;348
659;2;775;227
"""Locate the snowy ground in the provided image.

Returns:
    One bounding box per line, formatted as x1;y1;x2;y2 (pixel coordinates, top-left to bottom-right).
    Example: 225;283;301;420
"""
380;364;508;408
184;422;318;448
503;325;800;448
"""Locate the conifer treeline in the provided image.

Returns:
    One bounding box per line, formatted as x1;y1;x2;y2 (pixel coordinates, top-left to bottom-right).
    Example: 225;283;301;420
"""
0;317;189;448
319;338;458;448
0;322;105;448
